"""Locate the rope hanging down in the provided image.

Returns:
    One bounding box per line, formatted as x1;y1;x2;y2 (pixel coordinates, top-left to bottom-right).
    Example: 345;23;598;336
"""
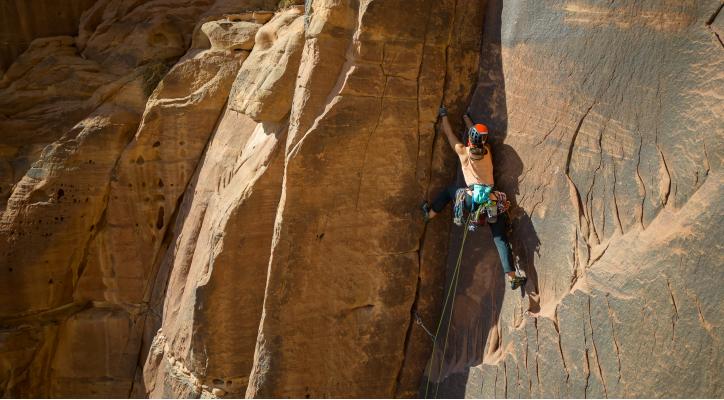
422;212;474;399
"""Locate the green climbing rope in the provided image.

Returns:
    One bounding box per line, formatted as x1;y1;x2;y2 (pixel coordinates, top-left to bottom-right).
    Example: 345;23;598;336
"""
423;212;474;399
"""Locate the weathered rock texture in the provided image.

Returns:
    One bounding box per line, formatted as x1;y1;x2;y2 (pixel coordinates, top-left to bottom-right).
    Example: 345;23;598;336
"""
0;0;721;398
434;0;723;398
0;0;277;396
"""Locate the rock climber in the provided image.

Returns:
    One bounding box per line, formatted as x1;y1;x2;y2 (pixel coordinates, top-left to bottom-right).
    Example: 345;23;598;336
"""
422;106;526;290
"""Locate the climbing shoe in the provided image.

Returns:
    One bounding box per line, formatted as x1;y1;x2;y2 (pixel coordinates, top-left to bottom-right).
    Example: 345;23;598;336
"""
509;275;527;290
421;201;431;222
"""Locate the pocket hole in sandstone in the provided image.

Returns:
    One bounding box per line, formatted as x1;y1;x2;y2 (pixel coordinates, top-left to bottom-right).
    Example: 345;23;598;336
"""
150;33;169;46
316;233;324;240
179;141;185;146
153;141;161;147
136;155;145;165
156;206;165;229
57;189;64;199
232;47;243;53
158;179;164;188
48;278;53;284
213;379;224;385
29;190;47;203
229;17;242;22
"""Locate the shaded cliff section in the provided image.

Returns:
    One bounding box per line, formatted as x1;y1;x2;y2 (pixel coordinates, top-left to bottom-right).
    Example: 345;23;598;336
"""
0;0;97;74
435;0;722;398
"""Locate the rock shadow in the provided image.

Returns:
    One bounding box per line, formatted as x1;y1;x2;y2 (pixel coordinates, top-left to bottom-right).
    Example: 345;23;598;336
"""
427;0;541;397
495;144;541;308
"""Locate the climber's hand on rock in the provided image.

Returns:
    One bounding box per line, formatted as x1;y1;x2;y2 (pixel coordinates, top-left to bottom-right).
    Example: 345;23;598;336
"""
438;105;448;118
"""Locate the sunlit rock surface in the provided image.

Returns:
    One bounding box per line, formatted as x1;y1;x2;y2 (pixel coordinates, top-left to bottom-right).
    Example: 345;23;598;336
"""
0;0;721;398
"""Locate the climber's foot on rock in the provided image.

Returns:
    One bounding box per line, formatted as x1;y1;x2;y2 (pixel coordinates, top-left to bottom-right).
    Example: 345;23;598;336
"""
421;202;436;222
509;275;527;290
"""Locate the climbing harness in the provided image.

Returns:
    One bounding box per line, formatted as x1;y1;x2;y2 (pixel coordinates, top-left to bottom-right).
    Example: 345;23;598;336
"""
453;185;510;231
423;212;474;399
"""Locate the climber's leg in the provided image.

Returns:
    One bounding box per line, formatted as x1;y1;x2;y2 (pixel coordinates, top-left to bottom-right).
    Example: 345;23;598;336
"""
423;185;460;220
489;214;514;274
489;214;526;289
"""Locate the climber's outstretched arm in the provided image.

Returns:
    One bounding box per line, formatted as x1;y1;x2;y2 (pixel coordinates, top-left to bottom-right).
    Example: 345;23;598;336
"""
440;113;466;155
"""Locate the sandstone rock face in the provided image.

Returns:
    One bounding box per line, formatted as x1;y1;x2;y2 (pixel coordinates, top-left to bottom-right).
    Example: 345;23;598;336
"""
1;0;721;398
0;0;276;396
141;1;486;396
433;0;723;398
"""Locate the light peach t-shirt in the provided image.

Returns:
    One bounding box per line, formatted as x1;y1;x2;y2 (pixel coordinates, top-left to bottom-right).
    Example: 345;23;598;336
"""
459;144;494;186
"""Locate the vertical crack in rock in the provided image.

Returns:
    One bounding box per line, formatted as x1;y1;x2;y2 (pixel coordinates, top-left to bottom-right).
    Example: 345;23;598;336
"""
584;124;605;246
553;310;570;386
534;319;542;397
656;147;671;207
493;364;498;397
394;0;433;393
355;71;387;209
503;360;508;398
565;104;594;238
666;276;679;342
587;297;608;398
604;296;622;385
705;2;724;48
634;135;646;228
610;156;623;234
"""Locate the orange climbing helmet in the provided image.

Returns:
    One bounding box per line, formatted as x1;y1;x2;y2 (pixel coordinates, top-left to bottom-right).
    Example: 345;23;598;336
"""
468;123;488;147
